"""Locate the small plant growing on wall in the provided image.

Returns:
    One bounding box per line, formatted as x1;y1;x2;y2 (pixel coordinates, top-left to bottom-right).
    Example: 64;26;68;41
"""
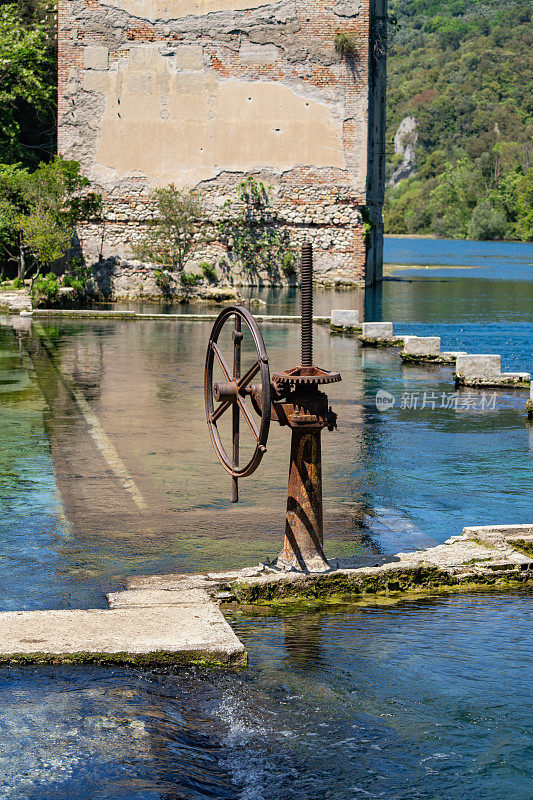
154;269;172;297
180;270;201;287
216;176;296;281
134;185;204;272
199;261;218;283
334;32;358;59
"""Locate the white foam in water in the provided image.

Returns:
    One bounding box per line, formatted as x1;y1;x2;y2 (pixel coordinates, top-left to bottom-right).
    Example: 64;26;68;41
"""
216;694;296;800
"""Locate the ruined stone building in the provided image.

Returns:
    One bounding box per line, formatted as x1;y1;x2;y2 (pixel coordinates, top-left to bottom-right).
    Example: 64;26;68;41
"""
58;0;386;286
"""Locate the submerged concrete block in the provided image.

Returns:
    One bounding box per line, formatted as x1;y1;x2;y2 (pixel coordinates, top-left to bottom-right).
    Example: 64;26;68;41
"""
331;309;359;328
455;354;501;381
500;372;531;383
362;321;393;339
402;336;441;356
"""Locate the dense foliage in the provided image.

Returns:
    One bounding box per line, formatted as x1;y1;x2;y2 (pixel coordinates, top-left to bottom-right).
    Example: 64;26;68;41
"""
0;1;56;166
385;0;532;240
133;185;205;286
0;157;101;282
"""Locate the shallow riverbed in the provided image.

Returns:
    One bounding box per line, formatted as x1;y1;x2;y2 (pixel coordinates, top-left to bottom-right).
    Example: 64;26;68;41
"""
0;237;531;798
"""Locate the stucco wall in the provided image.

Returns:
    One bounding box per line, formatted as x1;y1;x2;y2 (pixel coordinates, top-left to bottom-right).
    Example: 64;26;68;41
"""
58;0;385;286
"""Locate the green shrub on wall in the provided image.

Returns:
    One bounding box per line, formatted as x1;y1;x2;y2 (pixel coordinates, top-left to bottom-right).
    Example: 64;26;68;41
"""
217;176;296;281
134;185;204;272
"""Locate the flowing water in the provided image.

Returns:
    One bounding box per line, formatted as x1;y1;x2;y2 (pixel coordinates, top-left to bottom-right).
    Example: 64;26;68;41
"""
0;238;531;798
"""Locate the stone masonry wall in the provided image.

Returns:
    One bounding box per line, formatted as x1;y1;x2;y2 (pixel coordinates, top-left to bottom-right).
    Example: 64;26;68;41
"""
58;0;386;288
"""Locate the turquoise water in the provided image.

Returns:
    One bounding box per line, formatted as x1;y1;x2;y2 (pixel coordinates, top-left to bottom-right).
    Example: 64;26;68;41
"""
0;237;531;798
383;236;533;279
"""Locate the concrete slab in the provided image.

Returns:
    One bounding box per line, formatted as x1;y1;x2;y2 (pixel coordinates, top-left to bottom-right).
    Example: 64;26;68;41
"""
501;372;531;383
31;309;330;324
362;321;393;339
107;588;211;608
456;354;501;381
330;309;360;330
0;605;246;666
402;336;441;356
439;350;468;363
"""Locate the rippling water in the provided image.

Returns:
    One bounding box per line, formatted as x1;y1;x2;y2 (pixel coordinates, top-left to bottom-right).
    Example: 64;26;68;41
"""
0;237;531;798
1;595;531;799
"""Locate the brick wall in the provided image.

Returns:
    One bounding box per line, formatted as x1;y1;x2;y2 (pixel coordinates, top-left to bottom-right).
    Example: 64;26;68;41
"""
58;0;385;287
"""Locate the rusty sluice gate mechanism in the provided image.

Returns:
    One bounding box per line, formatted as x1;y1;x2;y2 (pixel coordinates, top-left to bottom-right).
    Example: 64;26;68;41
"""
205;242;341;572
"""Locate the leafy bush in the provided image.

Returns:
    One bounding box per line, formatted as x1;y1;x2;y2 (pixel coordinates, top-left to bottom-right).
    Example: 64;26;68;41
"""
217;176;296;279
281;251;296;276
180;270;201;287
134;185;204;272
467;200;507;241
154;269;172;296
60;255;92;298
199;261;217;282
32;271;59;302
12;277;23;289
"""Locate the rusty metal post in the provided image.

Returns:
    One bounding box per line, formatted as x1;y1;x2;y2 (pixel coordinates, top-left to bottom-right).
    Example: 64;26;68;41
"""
300;241;313;367
277;424;330;572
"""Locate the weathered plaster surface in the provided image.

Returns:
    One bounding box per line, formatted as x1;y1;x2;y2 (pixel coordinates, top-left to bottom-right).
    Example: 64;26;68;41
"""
101;0;280;23
58;0;384;284
88;46;346;187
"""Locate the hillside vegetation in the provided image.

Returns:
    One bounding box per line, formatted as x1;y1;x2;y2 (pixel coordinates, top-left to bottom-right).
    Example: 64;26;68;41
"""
384;0;532;240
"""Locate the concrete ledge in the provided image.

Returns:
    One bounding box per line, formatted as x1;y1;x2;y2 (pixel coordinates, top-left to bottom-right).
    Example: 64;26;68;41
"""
359;335;406;348
30;309;330;324
455;354;530;388
126;525;533;613
455;373;531;388
0;604;246;666
359;321;406;347
362;321;393;338
401;349;468;364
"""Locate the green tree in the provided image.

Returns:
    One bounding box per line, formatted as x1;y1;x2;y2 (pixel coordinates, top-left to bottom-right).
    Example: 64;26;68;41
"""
19;157;101;279
0;157;101;279
515;169;533;241
428;158;481;238
134;185;204;275
0;3;56;165
467;200;507;240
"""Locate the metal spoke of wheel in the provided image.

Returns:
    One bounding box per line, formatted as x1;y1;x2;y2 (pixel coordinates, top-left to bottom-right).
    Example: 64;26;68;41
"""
236;396;259;441
211;341;232;382
211;399;232;423
236;360;260;391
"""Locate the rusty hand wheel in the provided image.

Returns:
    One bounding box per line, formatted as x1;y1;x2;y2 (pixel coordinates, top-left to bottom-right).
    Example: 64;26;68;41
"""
205;305;271;500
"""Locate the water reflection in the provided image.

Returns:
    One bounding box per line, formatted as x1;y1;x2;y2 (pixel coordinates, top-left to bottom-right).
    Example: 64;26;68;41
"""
1;284;531;609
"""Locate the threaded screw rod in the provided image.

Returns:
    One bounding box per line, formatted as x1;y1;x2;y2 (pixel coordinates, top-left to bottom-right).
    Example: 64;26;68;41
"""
301;241;313;366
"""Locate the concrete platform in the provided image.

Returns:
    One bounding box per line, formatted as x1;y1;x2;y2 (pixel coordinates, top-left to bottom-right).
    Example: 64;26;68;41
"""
0;604;246;666
125;525;533;611
1;526;530;667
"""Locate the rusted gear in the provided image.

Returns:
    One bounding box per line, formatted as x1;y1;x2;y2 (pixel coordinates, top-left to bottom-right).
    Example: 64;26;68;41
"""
272;365;341;392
